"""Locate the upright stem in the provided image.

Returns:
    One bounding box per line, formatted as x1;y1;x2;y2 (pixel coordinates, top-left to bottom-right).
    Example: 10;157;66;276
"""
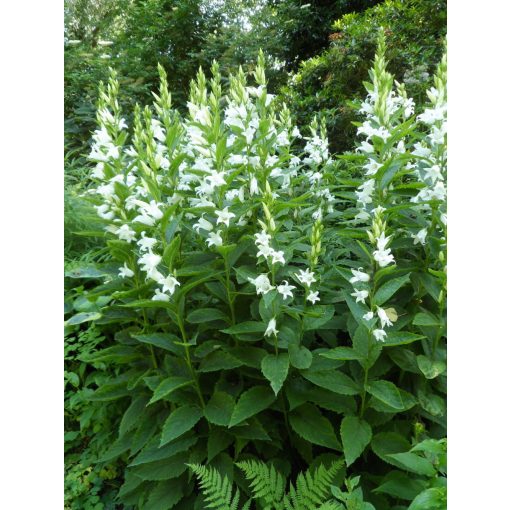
176;314;206;411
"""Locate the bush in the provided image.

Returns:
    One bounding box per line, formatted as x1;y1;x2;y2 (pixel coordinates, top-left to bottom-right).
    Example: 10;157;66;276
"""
64;36;446;509
279;0;446;154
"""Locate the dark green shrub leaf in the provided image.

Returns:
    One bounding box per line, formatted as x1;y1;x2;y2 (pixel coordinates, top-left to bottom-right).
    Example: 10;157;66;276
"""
187;308;230;324
160;406;203;446
302;369;359;395
373;274;410;306
289;403;342;451
205;392;236;426
366;381;404;410
261;353;290;395
340;416;372;466
229;386;276;427
149;377;193;405
408;487;447;510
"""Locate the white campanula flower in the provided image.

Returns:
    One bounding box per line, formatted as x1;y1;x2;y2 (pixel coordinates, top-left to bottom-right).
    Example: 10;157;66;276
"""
91;163;105;179
424;164;443;183
133;212;156;226
373;248;395;267
249;176;259;196
96;204;115;220
291;126;301;138
152;289;170;302
205;171;227;189
363;311;374;321
206;231;223;247
363;159;382;176
151;119;166;142
356;179;375;206
228;154;248;166
295;268;316;287
350;268;370;284
358;141;374;153
159;275;180;295
193;216;214;233
138;251;161;274
307;291;320;304
412;142;432;158
254;231;271;246
137;233;157;252
270;250;285;266
373;329;387;342
257;244;273;259
351;289;369;304
377;307;394;328
264;317;278;337
277;280;295;300
215;207;235;227
412;228;428;245
248;274;275;295
115;224;136;243
118;263;134;278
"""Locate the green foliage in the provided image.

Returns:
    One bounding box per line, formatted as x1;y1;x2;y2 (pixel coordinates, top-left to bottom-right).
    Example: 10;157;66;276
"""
280;0;446;153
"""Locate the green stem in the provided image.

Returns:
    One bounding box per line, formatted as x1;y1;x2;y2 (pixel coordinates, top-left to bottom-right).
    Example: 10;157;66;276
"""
360;366;369;418
176;314;206;411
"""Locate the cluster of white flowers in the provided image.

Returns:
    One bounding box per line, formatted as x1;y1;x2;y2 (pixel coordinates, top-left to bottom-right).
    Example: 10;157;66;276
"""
87;57;330;308
410;52;447;238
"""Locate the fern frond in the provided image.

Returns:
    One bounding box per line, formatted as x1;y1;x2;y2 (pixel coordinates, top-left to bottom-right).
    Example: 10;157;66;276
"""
237;460;286;510
283;460;343;510
189;463;249;510
317;502;344;510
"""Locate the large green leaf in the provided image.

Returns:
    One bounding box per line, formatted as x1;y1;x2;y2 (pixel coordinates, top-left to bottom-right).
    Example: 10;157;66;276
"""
288;344;313;369
149;377;193;405
408;487;447;510
130;451;188;481
133;333;182;354
229;386;276;427
204;392;236;426
65;311;102;325
221;321;267;336
289;403;341;451
386;452;436;476
384;331;425;347
160;406;203;446
187;307;230;324
340;416;372;466
417;355;446;379
302;369;359;396
373;273;410;305
144;479;184;510
366;380;404;410
261;353;290;395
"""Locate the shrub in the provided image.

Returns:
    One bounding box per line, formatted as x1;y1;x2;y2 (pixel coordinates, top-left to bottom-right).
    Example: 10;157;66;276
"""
65;34;446;509
279;0;446;153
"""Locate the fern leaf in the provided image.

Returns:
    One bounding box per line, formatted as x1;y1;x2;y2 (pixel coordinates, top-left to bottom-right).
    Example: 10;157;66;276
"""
283;460;343;510
189;463;246;510
237;460;286;510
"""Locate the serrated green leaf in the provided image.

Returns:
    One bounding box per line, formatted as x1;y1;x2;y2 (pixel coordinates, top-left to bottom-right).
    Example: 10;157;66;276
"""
413;312;441;327
133;333;182;354
149;377;193;405
289;403;341;451
229;386;276;427
187;307;230;324
384;331;425;346
408;487;447;510
366;380;404;410
373;274;410;306
198;350;243;372
261;353;290;395
302;369;359;396
386;452;436;476
288;344;313;369
320;347;363;361
204;392;236;426
221;321;267;335
417;355;446;379
144;479;184;510
65;312;102;325
160;406;203;446
340;416;372;466
130;451;188;481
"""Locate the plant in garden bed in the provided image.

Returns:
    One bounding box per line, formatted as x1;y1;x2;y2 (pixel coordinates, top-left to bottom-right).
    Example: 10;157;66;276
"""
65;34;446;509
